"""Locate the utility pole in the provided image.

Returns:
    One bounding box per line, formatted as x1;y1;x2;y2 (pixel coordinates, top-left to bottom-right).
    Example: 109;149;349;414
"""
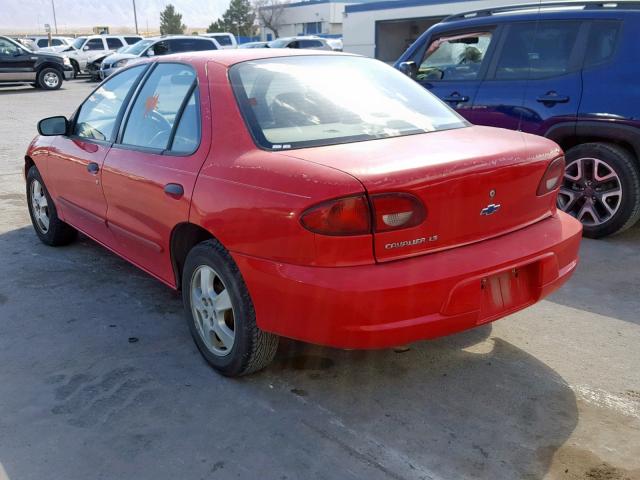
132;0;139;34
51;0;58;34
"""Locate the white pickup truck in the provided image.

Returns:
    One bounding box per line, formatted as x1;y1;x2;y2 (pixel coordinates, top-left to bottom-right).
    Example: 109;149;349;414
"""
41;34;142;76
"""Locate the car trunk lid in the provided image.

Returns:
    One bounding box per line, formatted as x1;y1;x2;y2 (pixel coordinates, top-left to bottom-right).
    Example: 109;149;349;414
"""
285;126;562;262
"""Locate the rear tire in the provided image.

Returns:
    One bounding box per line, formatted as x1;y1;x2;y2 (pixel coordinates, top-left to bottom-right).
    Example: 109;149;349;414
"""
37;67;62;90
182;239;279;376
559;143;640;238
26;166;77;246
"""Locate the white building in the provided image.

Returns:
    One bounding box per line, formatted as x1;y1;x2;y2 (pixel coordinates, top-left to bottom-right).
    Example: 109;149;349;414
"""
343;0;534;61
259;0;356;40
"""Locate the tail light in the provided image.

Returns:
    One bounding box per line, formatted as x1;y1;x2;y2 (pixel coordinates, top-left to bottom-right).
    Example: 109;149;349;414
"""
300;195;371;236
370;193;426;232
537;156;565;196
300;193;426;236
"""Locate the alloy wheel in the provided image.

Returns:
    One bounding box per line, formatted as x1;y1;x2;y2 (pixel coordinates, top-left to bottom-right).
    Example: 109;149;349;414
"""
558;157;622;226
43;71;60;88
30;179;50;233
190;265;236;356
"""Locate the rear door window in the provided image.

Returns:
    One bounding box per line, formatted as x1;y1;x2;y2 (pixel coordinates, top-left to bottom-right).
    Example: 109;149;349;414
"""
120;63;198;151
106;38;124;49
168;38;217;52
298;40;323;49
37;39;48;48
419;31;494;81
125;36;142;45
494;21;582;80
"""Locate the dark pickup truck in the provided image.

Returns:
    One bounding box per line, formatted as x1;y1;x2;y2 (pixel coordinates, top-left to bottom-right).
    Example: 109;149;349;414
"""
0;36;74;90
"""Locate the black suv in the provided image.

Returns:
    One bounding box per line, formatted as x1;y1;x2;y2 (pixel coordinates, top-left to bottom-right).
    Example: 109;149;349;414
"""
0;36;74;90
396;2;640;238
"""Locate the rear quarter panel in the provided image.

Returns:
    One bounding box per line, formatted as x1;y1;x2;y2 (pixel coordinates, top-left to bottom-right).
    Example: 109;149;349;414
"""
189;61;374;267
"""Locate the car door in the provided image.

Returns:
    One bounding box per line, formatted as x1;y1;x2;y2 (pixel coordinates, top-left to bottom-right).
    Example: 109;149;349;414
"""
410;28;498;123
101;62;211;285
0;38;36;82
47;65;147;244
473;20;585;135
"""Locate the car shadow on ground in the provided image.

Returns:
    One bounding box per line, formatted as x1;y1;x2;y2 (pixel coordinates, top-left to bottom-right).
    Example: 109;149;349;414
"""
0;225;579;480
547;222;640;325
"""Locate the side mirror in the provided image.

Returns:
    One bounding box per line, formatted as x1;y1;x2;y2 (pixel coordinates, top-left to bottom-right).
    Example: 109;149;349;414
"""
145;48;155;57
83;45;90;51
14;49;26;57
398;61;418;79
38;116;69;136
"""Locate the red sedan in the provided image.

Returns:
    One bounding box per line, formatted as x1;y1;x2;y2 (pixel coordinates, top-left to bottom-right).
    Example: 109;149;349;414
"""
25;50;582;376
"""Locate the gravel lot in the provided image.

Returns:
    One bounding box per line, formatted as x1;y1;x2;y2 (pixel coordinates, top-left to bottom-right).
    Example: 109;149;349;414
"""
0;80;639;480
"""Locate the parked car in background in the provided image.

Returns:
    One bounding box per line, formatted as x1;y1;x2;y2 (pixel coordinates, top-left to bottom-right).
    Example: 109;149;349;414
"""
0;36;73;89
202;32;237;49
268;36;333;50
48;34;143;76
396;1;640;238
14;38;39;51
325;38;343;51
238;41;269;49
98;35;219;79
25;49;580;376
28;36;75;50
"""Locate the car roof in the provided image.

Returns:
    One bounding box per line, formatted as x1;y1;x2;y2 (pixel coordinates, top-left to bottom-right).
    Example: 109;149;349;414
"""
152;48;354;68
440;0;640;26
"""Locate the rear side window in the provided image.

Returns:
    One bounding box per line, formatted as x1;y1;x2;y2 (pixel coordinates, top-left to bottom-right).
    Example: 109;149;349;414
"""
74;65;145;142
85;38;104;51
212;35;232;46
419;32;494;81
51;38;63;46
299;40;323;48
170;91;201;154
121;63;198;151
106;38;124;49
584;21;620;68
495;21;581;80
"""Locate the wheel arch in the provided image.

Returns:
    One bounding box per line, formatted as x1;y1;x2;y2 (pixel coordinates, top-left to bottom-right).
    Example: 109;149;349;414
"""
24;155;35;179
37;61;65;75
546;121;640;170
170;222;216;290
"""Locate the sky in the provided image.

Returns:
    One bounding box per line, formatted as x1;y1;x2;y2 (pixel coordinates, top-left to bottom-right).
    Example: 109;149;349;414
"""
0;0;231;33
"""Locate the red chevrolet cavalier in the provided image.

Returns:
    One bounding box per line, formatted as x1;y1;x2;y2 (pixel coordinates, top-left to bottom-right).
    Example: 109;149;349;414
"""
25;50;582;376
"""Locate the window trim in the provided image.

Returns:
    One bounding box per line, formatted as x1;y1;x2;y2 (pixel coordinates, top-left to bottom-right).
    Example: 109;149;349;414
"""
113;61;202;157
485;19;589;82
411;25;500;84
68;63;151;146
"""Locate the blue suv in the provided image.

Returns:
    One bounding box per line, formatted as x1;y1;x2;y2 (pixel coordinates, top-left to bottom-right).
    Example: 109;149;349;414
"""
396;2;640;238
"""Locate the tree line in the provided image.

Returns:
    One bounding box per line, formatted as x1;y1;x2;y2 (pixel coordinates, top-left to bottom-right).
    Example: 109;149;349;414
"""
160;0;288;38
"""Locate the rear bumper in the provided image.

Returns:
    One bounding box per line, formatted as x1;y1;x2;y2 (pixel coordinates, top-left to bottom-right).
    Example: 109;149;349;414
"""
233;212;582;349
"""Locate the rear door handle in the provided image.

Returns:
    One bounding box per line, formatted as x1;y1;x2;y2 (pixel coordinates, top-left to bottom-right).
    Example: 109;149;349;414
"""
87;162;99;174
164;183;184;199
536;93;570;105
443;93;470;103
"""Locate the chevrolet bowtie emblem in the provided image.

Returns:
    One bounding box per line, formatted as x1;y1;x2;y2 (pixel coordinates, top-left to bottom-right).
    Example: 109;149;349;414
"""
480;203;501;216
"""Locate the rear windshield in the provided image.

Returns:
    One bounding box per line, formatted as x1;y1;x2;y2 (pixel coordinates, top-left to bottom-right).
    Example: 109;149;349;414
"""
230;55;467;150
211;34;233;46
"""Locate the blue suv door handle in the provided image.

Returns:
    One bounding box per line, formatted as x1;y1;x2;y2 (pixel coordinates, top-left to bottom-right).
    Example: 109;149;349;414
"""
536;93;570;105
443;93;470;103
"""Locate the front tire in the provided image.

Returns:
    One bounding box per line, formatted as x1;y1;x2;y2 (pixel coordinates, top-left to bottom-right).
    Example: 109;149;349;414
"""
26;166;77;246
182;239;279;376
37;67;62;90
558;143;640;238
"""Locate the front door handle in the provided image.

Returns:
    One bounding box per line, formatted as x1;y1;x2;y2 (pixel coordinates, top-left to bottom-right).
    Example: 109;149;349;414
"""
536;92;570;105
443;93;470;103
87;162;99;174
164;183;184;199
